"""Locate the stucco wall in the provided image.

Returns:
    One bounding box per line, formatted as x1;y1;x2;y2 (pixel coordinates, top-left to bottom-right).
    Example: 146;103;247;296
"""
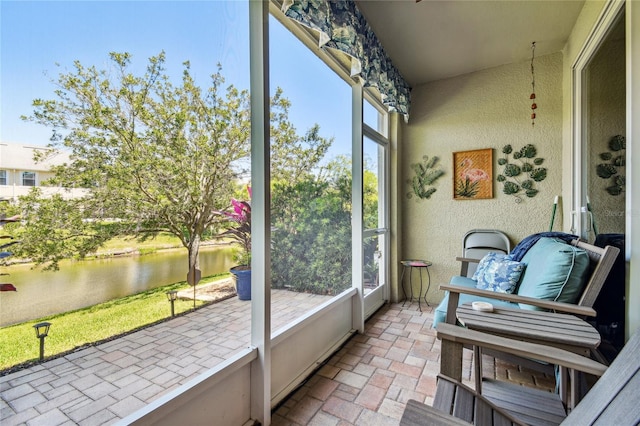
401;52;563;304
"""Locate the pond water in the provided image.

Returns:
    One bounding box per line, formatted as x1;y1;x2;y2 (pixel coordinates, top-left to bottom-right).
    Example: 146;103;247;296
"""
0;246;235;327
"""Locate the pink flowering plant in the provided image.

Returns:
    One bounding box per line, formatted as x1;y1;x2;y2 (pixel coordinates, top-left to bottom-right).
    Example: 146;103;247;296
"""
218;186;251;268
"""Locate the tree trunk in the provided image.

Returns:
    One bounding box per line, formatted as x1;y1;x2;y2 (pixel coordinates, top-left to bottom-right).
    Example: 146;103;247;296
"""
187;234;201;308
187;233;201;284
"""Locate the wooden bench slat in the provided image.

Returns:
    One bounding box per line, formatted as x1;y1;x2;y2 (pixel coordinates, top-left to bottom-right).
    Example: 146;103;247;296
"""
436;323;607;376
457;305;598;334
433;378;456;414
474;398;493;425
400;399;470;426
593;372;640;425
482;380;566;425
451;384;474;422
481;379;566;416
564;329;640;424
456;308;600;348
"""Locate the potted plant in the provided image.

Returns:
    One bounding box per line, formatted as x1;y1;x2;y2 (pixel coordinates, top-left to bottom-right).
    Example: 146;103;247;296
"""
218;187;252;300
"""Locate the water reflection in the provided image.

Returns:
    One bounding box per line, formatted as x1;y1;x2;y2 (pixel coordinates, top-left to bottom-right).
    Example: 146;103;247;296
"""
0;246;234;327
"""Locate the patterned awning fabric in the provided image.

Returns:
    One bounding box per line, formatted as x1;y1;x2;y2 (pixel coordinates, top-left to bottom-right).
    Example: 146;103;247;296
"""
282;0;411;120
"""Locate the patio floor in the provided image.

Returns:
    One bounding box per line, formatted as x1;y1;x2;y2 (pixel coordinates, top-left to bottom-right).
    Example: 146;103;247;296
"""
271;303;556;425
1;294;556;425
0;290;333;425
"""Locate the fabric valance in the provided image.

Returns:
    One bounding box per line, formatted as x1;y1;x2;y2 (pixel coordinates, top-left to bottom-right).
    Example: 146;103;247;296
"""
282;0;411;120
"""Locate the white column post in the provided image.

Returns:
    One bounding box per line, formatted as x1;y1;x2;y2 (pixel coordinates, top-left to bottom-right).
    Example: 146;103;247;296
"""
249;0;271;424
352;82;365;333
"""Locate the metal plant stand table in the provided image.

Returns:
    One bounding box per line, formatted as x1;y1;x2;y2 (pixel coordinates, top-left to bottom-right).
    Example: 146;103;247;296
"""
400;259;432;311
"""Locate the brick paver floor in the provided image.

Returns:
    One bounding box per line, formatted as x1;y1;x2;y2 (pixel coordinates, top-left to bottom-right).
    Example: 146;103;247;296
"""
272;303;556;425
1;290;332;425
2;297;556;426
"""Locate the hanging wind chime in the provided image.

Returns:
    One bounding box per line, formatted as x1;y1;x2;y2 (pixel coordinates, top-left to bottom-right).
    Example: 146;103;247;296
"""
530;41;537;126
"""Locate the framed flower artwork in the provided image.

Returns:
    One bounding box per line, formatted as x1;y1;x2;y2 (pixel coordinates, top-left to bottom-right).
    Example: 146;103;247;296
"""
453;148;493;199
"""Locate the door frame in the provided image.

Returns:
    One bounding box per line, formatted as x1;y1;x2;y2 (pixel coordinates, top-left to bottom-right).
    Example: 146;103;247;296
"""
570;0;626;239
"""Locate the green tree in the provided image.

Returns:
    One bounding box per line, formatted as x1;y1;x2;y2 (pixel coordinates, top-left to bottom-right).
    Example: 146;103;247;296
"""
270;87;333;184
271;178;352;295
271;154;362;295
7;190;108;267
17;52;250;273
15;51;334;278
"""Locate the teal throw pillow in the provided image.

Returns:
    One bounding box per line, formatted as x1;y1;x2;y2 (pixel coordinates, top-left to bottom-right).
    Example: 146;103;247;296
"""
475;257;525;294
516;237;590;310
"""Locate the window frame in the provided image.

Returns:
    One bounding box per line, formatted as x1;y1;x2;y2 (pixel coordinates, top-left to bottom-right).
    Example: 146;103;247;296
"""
22;171;36;186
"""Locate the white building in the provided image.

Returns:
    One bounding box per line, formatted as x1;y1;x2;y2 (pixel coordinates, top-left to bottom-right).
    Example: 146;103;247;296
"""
0;142;87;202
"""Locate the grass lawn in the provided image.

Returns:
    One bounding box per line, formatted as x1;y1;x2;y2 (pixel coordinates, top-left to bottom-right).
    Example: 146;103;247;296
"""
0;273;230;373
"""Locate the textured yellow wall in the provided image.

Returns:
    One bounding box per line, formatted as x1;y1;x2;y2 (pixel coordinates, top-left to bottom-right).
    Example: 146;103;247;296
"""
400;53;563;304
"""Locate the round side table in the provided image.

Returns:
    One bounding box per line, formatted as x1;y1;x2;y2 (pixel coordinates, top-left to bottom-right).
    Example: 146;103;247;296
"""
400;259;432;311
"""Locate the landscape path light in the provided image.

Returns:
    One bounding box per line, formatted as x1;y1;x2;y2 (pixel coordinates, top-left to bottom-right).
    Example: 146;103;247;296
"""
33;321;51;361
166;290;178;317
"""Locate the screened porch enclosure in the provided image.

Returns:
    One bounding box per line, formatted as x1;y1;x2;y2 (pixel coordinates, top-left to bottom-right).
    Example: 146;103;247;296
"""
119;0;640;424
121;1;400;424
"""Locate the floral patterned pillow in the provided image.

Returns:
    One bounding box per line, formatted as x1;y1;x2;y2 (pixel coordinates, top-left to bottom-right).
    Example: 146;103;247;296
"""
475;256;526;294
471;252;506;281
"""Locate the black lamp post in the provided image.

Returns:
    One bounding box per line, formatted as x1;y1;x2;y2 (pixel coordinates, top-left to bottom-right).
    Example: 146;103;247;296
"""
33;322;51;361
166;290;178;317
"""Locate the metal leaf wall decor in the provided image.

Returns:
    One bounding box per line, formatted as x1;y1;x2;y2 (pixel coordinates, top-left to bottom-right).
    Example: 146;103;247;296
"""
406;155;445;200
497;144;547;202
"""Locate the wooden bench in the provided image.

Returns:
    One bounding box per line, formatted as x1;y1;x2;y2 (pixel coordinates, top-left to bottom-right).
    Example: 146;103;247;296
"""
441;239;619;325
400;323;640;426
437;238;619;375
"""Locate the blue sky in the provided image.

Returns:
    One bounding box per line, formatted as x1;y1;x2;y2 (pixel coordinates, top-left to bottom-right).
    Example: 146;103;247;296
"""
1;0;352;157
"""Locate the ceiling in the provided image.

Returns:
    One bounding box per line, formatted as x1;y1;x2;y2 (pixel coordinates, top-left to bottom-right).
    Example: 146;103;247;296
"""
356;0;586;87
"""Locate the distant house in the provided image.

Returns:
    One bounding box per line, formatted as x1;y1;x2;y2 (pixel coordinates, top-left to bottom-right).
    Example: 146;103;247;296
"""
0;142;87;202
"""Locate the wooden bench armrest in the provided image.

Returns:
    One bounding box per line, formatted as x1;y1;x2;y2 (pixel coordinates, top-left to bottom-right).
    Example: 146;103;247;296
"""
436;323;607;377
400;399;470;426
455;257;480;276
455;256;480;264
439;283;597;317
